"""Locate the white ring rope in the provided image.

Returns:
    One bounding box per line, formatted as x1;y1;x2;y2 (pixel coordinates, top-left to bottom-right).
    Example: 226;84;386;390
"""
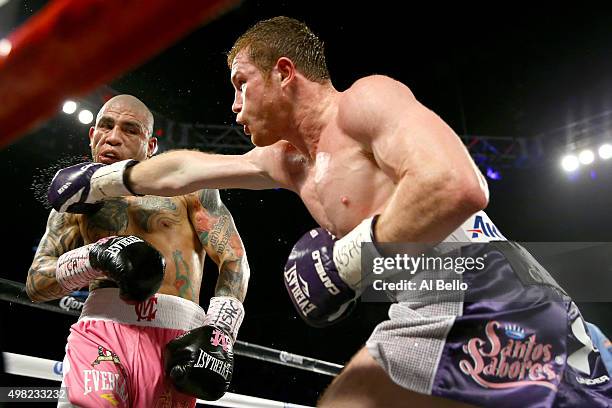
3;352;313;408
0;278;343;376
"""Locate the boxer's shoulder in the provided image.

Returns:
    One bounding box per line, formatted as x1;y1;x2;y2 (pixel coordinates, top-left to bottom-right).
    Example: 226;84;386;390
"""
81;195;188;240
338;75;418;138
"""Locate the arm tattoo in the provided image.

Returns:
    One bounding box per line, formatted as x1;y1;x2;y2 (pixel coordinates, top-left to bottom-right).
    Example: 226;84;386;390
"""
27;211;83;302
193;190;250;302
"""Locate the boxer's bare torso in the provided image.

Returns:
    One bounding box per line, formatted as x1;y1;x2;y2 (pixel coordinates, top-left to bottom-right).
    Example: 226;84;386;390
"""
262;134;394;238
82;194;205;302
28;189;241;303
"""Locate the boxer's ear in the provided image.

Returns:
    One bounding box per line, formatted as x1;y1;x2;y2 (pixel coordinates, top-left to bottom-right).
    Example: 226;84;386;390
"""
147;137;158;158
276;57;295;88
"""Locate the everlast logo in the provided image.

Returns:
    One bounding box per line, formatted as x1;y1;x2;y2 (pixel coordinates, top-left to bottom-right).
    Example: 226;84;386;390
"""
82;369;128;403
135;297;158;321
57;181;72;194
194;349;232;380
105;236;143;256
312;250;340;295
284;264;317;316
459;321;558;391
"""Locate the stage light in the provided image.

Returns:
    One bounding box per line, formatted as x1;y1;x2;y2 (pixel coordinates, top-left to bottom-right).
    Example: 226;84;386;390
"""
0;38;11;57
561;155;579;172
486;166;501;180
62;101;77;114
598;144;612;160
78;109;94;124
578;149;594;165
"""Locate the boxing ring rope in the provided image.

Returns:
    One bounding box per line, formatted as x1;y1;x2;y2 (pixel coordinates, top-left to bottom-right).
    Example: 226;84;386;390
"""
0;278;344;377
3;353;312;407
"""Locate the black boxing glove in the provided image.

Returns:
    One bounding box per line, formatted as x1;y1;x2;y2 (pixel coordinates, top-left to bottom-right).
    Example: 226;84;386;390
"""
56;235;165;303
164;296;245;400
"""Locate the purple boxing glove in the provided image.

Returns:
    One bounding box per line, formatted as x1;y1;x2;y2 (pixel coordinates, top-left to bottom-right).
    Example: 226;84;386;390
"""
47;160;139;213
283;217;378;327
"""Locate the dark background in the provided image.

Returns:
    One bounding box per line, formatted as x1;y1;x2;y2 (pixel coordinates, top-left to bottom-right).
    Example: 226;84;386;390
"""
1;1;612;406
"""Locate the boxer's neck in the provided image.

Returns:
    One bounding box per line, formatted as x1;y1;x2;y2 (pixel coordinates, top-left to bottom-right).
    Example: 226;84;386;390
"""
285;81;338;161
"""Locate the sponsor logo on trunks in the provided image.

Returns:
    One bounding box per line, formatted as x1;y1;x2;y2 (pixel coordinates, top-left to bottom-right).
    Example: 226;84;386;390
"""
59;295;85;312
576;374;610;385
466;215;505;240
82;369;128;404
312;250;340;295
135;296;158;321
91;346;121;367
505;324;526;340
194;348;232;380
284;263;317;316
459;321;559;391
210;328;231;352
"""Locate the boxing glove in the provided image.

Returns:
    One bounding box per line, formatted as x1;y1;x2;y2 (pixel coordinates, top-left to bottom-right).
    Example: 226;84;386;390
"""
48;160;139;213
164;296;244;400
284;217;379;327
56;235;165;303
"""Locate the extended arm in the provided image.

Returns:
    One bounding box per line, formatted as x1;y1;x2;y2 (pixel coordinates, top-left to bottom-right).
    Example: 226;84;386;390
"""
48;144;295;214
127;146;295;196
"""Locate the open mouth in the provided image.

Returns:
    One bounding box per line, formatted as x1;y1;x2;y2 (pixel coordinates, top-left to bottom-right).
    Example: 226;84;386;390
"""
98;151;121;164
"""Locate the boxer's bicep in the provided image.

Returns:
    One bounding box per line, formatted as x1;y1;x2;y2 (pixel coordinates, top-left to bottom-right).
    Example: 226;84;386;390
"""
27;210;83;302
190;190;249;302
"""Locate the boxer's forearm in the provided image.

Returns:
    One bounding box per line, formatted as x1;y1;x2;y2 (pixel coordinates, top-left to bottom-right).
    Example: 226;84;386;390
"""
27;211;83;302
215;257;250;303
126;149;278;196
375;171;488;244
194;189;250;303
26;261;71;302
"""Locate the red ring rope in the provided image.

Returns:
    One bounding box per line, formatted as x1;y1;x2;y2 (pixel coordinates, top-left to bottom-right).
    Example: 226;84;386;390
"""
0;0;240;148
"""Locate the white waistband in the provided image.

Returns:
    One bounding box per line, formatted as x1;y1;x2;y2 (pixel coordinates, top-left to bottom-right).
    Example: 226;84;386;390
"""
79;288;206;330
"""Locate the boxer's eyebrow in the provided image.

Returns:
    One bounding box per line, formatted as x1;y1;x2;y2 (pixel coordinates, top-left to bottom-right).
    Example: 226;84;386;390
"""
120;120;144;135
97;116;114;128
